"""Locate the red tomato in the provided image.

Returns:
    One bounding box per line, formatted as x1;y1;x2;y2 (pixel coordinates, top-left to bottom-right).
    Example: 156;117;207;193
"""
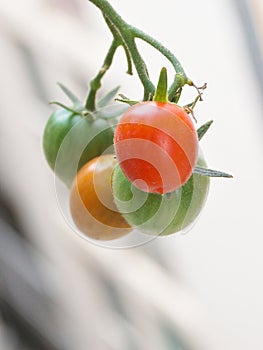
114;101;198;194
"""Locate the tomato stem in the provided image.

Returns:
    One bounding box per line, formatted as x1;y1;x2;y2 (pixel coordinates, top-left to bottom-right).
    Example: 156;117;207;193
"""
172;87;182;104
88;0;192;102
103;15;133;75
132;27;191;96
85;39;120;111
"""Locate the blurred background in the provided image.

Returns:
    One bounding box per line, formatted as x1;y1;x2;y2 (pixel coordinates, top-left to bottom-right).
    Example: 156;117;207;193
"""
0;0;263;349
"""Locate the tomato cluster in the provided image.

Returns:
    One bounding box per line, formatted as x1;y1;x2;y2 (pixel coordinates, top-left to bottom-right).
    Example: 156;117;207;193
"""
41;0;233;243
43;85;214;241
42;0;237;244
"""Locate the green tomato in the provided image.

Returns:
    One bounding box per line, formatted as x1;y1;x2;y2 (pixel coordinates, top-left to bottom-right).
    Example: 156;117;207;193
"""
112;154;210;236
43;108;114;187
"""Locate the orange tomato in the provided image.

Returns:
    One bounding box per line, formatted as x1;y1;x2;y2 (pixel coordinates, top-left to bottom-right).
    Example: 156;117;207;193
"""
70;154;131;240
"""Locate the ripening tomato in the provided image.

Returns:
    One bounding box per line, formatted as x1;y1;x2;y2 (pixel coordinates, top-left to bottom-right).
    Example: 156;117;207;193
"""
112;153;209;236
114;101;198;194
70;154;131;241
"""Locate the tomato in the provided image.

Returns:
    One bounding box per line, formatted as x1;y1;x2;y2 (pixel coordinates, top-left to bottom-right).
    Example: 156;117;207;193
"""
43;108;114;187
70;154;131;240
112;153;209;236
114;101;198;194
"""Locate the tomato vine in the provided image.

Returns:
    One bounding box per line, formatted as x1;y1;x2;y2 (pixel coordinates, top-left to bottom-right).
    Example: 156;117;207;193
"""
86;0;195;109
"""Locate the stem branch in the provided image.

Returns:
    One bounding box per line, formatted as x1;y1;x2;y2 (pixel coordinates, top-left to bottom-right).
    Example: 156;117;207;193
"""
88;0;192;103
85;39;119;110
132;27;191;97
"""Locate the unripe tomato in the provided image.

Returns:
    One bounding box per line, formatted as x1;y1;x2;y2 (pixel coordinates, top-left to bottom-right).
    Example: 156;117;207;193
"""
70;154;131;241
114;101;198;194
112;153;209;236
43;109;114;187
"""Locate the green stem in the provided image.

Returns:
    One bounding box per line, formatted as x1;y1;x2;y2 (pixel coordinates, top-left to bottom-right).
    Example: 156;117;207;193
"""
88;0;191;102
132;27;191;95
168;75;192;101
89;0;126;29
85;39;119;110
173;87;182;103
103;13;155;97
134;28;185;75
124;35;155;97
103;15;133;75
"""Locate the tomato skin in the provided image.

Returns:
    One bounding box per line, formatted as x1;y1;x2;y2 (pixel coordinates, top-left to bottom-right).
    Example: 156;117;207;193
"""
70;154;131;241
43;109;114;187
112;153;209;236
114;101;198;194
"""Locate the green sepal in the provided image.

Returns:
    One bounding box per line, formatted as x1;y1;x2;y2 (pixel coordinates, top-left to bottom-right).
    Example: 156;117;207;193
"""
57;82;82;107
197;120;213;140
97;86;120;108
49;101;83;116
94;104;129;120
116;94;139;106
193;166;233;178
153;67;168;103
